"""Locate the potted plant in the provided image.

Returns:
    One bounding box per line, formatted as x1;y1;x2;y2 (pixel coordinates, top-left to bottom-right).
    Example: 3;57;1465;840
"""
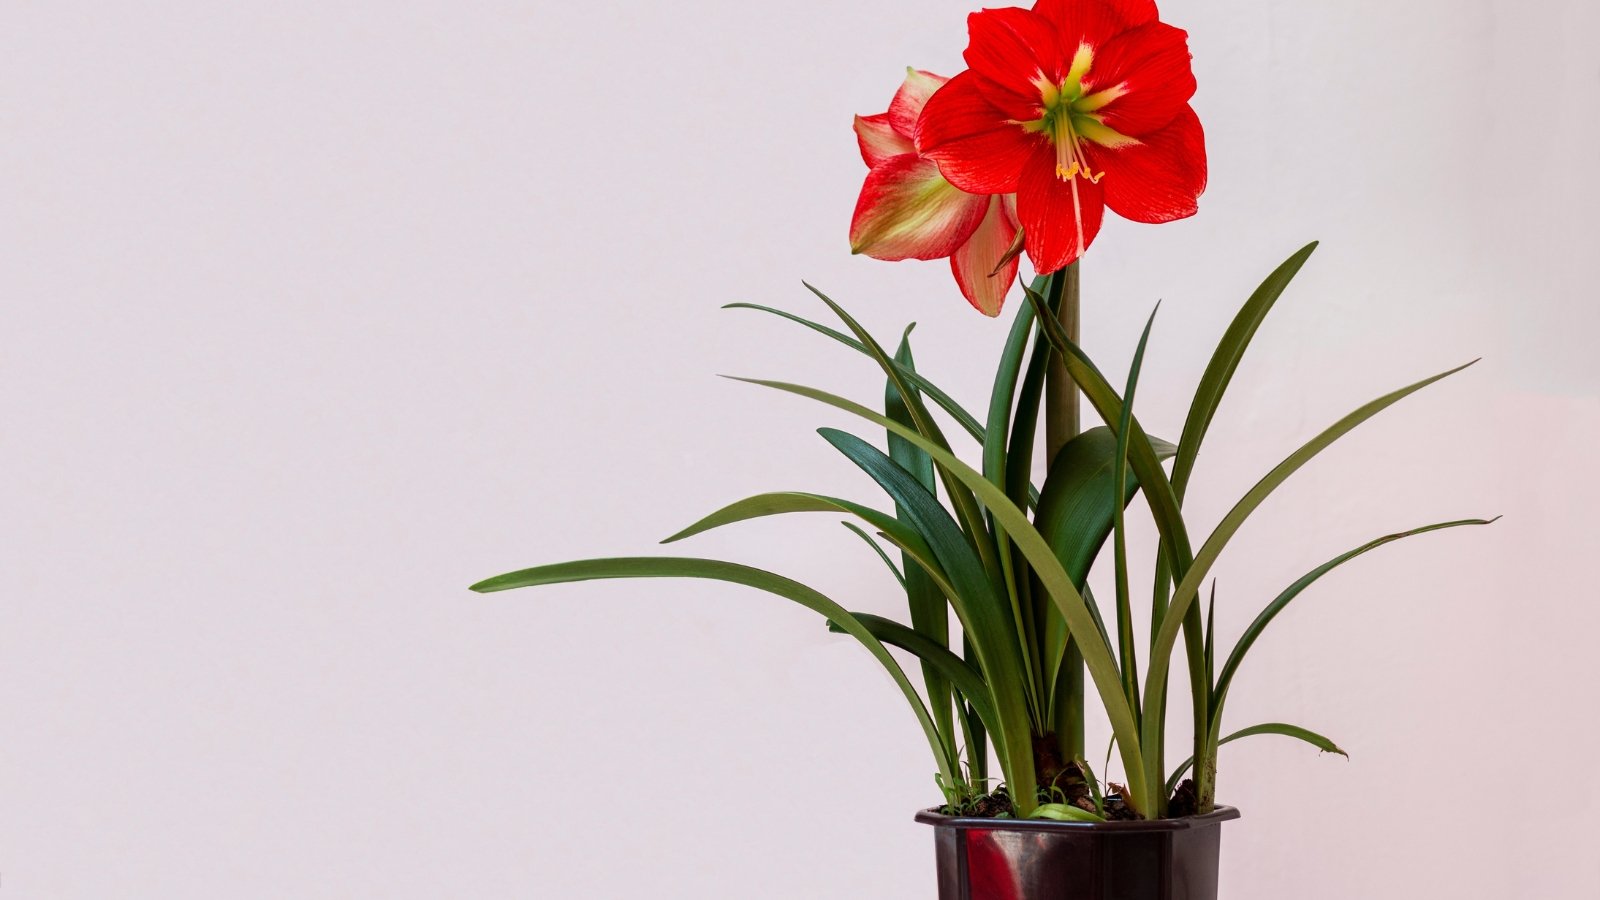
472;1;1492;896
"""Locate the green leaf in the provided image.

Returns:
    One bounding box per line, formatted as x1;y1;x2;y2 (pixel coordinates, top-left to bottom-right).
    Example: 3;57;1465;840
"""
1171;243;1319;498
469;557;958;786
806;284;999;585
726;299;1043;511
1023;284;1205;806
1111;305;1159;724
886;333;957;769
1077;755;1106;817
663;489;940;560
1204;582;1217;686
1143;360;1481;786
1168;722;1347;794
818;427;1037;810
1021;283;1194;585
723;302;987;444
728;375;1151;815
1035;428;1178;590
1034;428;1177;710
1030;803;1106;823
1212;517;1497;713
1007;280;1054;514
981;299;1046;712
985;297;1040;495
826;612;998;739
1149;244;1319;805
840;521;904;588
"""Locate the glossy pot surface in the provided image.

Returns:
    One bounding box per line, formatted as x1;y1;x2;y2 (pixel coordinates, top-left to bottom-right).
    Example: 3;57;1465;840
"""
916;806;1239;900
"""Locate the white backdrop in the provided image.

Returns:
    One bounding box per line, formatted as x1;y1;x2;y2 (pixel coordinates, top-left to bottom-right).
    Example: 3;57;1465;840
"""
3;1;1597;897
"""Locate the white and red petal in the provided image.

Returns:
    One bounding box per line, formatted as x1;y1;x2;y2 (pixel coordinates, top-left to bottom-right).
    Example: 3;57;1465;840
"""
951;195;1021;317
1034;0;1159;47
1017;145;1106;274
850;154;991;261
855;113;915;168
1099;105;1206;224
1082;23;1196;137
887;68;951;140
963;8;1062;120
917;71;1042;194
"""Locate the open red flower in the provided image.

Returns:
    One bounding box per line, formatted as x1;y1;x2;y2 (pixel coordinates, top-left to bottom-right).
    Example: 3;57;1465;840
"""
850;69;1022;317
916;0;1206;274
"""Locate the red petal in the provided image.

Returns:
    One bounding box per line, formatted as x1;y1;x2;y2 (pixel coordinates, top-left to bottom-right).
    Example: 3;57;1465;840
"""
1083;23;1196;136
850;154;990;261
1100;105;1206;224
1018;146;1106;273
1034;0;1159;46
963;8;1061;121
887;68;950;139
917;71;1043;195
854;113;914;168
951;195;1021;317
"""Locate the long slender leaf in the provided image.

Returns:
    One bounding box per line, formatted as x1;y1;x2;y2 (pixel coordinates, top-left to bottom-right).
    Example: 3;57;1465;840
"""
825;612;998;739
1023;283;1205;809
1167;722;1347;794
1009;274;1062;742
1148;244;1321;806
1143;361;1480;789
887;335;956;766
663;491;932;560
1112;306;1159;723
1150;243;1320;716
841;521;904;588
724;302;986;444
807;284;1001;586
1035;428;1179;590
1021;284;1194;580
469;557;959;786
1212;517;1497;711
818;427;1039;810
1007;280;1055;514
728;375;1153;815
1171;243;1319;497
728;299;1043;511
985;297;1045;706
985;297;1040;493
1036;430;1178;719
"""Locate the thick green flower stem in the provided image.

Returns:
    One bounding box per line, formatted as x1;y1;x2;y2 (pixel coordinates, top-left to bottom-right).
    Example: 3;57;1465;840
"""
1043;263;1086;768
1045;263;1082;462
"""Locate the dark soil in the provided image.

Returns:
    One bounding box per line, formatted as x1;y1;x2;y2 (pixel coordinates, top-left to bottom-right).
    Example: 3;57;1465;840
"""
942;776;1204;822
1166;779;1199;819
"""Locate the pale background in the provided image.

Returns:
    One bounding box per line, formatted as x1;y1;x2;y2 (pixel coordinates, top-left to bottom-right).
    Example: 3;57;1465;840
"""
3;1;1597;897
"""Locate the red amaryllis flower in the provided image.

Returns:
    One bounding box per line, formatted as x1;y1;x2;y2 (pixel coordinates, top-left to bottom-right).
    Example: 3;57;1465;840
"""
916;0;1206;274
850;69;1022;317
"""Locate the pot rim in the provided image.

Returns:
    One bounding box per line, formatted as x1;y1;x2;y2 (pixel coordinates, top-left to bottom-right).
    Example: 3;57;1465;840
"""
915;805;1240;833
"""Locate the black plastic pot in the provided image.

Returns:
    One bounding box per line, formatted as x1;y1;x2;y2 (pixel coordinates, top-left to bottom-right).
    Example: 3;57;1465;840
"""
916;806;1240;900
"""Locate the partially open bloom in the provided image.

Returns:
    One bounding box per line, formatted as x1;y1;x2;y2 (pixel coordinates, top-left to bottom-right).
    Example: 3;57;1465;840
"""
917;0;1206;274
850;69;1021;317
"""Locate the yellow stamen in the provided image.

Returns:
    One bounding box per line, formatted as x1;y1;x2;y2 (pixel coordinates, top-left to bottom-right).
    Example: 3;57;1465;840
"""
1024;45;1120;185
1052;112;1103;183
